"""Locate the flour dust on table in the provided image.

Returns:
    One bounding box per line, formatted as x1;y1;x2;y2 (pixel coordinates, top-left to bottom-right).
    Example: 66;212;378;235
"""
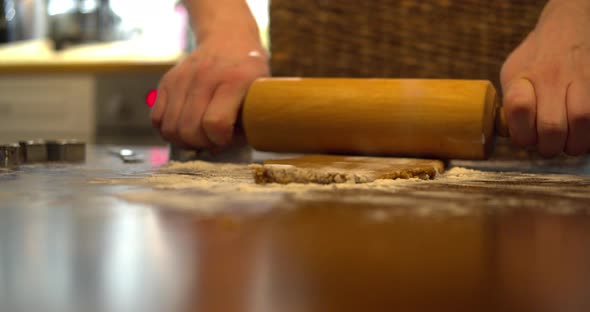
93;159;590;217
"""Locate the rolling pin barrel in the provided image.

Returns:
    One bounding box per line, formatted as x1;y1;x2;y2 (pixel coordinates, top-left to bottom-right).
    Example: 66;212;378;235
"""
242;78;503;160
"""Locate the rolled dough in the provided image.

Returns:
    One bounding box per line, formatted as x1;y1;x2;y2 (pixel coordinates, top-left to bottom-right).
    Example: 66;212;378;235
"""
250;155;445;185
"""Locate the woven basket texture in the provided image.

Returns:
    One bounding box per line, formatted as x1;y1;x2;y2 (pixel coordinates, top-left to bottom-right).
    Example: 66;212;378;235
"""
270;0;547;89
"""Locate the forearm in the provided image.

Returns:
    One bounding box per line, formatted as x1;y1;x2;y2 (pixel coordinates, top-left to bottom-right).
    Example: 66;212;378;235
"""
183;0;260;42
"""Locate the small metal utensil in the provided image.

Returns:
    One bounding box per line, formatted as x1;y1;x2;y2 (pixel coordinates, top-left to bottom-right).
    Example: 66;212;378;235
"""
109;148;144;163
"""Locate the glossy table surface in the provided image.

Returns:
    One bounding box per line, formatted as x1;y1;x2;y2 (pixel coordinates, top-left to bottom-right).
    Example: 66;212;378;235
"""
1;145;590;312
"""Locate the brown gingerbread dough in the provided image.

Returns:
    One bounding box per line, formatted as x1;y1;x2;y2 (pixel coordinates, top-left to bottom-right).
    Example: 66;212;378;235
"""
250;155;445;185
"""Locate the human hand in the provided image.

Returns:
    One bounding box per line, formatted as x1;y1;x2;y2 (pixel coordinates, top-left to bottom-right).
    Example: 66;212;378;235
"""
151;32;269;149
501;0;590;157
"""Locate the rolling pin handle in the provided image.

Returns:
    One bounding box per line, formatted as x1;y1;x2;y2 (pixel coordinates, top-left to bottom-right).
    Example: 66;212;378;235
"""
495;106;510;137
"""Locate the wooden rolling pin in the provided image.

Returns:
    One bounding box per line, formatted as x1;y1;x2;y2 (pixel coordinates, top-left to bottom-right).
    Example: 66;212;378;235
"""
242;78;508;160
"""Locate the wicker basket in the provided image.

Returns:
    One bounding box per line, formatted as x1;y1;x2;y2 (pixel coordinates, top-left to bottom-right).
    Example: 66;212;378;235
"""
270;0;547;90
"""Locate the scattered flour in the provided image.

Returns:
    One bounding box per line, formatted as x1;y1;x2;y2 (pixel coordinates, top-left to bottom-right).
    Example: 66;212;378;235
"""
116;160;429;193
94;160;590;217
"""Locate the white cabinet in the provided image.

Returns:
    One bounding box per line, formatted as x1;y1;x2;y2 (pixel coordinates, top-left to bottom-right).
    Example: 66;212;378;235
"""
0;75;95;143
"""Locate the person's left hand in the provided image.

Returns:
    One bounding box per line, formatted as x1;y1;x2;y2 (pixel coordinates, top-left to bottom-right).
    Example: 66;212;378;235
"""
501;0;590;157
150;30;269;150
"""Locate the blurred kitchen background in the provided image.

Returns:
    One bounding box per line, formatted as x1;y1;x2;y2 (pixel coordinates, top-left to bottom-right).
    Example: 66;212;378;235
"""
1;1;545;146
0;0;269;144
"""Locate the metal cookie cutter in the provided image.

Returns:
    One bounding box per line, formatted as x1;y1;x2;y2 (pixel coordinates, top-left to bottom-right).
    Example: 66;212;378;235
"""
19;139;48;163
0;143;21;169
169;144;253;163
168;132;253;163
46;139;86;163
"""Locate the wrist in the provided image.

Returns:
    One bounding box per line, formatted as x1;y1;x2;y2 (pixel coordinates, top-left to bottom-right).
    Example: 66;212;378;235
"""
196;20;261;45
188;0;261;43
537;0;589;27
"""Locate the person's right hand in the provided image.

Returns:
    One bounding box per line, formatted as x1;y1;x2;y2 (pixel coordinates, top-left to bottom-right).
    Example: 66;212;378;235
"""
500;0;590;157
151;31;269;149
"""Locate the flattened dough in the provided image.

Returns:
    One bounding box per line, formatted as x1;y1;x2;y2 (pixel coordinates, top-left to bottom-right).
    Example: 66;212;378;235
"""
250;155;445;185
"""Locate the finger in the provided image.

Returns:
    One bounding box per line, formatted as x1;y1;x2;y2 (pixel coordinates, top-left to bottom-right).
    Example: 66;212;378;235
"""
160;66;195;145
565;80;590;156
503;78;538;147
150;88;167;129
178;77;217;148
151;68;178;129
534;74;568;157
202;82;249;146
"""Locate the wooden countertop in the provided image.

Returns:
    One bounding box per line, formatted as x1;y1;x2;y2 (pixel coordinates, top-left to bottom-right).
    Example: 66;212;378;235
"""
0;145;589;312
